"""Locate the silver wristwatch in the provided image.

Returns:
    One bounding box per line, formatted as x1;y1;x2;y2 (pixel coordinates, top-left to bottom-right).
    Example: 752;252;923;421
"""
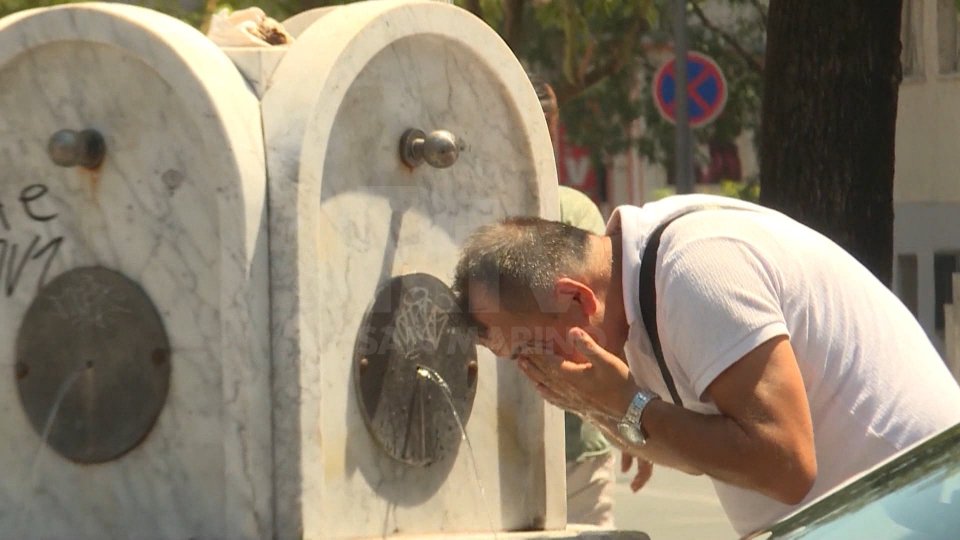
617;389;660;447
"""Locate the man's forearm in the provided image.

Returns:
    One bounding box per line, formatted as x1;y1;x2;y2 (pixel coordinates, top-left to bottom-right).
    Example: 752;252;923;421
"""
588;414;704;475
523;328;815;503
637;398;815;504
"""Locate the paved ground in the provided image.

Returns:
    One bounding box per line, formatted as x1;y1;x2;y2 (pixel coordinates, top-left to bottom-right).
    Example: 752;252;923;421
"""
612;465;737;540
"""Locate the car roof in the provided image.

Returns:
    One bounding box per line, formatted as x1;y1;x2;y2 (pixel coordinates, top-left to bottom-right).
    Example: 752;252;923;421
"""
749;421;960;538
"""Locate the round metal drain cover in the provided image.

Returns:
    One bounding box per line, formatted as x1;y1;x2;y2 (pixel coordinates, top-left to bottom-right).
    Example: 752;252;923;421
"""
354;273;478;466
15;266;171;464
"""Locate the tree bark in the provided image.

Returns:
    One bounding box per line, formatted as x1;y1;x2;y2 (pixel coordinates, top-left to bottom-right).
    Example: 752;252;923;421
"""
502;0;525;51
464;0;482;17
759;0;902;286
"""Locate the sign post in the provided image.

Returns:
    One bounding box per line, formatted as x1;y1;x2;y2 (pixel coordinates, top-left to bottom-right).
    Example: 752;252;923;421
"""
672;0;693;194
654;46;728;191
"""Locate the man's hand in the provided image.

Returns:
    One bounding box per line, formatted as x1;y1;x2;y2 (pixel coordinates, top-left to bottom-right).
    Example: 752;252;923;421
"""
622;452;653;492
517;328;639;420
521;368;595;415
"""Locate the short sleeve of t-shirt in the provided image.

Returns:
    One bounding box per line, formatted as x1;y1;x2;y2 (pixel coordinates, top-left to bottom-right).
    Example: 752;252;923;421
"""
657;232;790;400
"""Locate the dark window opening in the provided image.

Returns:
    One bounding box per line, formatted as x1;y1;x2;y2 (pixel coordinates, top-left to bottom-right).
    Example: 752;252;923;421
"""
898;254;919;317
934;252;960;332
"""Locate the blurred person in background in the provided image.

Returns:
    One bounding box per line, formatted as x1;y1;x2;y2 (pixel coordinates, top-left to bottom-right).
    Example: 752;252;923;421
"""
530;71;652;528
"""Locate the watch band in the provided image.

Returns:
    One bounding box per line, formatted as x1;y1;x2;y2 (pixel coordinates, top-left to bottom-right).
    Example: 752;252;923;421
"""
621;389;659;434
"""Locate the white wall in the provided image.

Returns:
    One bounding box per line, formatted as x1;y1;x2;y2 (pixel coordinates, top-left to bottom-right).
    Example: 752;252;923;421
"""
894;0;960;351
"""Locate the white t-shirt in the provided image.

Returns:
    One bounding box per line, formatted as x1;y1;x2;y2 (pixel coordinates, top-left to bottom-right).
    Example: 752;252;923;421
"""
607;194;960;535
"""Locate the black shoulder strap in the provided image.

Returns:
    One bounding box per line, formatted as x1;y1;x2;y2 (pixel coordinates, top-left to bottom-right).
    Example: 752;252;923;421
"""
638;210;697;406
638;205;750;406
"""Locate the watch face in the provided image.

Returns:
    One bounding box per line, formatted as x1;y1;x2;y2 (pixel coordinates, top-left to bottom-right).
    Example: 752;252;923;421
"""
618;422;644;445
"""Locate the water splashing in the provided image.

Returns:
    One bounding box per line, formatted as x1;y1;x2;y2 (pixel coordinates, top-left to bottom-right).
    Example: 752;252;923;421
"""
15;364;86;534
416;365;498;538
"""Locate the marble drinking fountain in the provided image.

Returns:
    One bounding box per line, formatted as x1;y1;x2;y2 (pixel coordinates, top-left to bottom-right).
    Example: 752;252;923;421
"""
0;1;647;538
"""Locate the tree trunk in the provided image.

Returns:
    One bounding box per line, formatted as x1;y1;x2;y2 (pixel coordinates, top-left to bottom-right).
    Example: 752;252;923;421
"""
759;0;902;286
502;0;525;51
464;0;482;17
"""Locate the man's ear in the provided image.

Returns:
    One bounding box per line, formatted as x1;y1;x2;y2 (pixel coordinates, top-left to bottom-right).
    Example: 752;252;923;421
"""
554;277;599;317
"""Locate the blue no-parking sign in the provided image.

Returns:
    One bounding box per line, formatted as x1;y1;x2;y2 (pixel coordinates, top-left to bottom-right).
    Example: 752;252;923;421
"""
653;51;727;128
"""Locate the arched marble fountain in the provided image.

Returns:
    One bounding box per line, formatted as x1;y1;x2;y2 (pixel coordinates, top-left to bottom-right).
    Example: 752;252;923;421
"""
0;1;647;538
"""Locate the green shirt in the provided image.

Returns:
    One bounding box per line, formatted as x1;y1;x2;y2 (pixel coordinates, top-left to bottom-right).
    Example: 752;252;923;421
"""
565;412;612;462
558;186;606;235
557;186;612;462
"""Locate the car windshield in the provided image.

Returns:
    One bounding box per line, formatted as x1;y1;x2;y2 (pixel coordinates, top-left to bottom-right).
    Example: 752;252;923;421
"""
755;422;960;539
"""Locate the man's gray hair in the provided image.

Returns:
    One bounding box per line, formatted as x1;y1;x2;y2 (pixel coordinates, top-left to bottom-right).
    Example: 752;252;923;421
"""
452;217;593;324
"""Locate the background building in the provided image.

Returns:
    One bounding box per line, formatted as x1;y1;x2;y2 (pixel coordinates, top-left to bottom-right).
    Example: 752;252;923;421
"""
894;0;960;357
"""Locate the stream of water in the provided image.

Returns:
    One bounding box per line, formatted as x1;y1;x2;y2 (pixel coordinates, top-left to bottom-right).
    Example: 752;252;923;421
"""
416;364;499;539
14;364;87;534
